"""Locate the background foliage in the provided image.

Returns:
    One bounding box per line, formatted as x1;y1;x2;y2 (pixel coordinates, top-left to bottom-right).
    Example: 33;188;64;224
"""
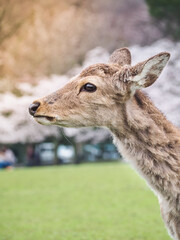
146;0;180;39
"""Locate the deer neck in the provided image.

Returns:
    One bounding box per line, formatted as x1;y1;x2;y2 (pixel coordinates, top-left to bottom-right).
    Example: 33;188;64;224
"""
110;90;180;197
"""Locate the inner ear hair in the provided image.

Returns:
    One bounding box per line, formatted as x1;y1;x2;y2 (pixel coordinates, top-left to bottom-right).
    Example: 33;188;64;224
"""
131;52;170;88
109;48;131;66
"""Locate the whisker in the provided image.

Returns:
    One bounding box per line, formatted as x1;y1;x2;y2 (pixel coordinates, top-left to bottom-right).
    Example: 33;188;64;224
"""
60;128;73;145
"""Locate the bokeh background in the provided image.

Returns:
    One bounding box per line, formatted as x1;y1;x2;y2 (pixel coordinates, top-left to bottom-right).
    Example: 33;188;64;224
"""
0;0;180;165
0;1;180;239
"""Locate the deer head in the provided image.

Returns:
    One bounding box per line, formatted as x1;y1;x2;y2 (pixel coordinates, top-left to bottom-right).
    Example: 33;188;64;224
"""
29;48;170;129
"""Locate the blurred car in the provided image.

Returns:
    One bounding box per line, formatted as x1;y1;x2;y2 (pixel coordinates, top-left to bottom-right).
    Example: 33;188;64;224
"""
57;145;75;163
83;144;102;162
82;143;121;162
35;143;55;164
35;142;120;165
102;143;121;160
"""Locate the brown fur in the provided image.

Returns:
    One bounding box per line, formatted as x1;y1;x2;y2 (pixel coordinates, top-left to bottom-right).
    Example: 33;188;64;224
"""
30;48;180;240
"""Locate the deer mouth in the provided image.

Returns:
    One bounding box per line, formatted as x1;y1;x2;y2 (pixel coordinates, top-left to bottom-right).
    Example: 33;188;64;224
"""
34;115;56;125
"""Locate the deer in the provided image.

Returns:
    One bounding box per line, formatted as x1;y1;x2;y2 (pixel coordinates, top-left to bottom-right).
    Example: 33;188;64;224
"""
29;48;180;240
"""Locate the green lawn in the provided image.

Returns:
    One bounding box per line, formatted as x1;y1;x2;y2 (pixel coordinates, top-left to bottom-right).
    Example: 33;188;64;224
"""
0;163;170;240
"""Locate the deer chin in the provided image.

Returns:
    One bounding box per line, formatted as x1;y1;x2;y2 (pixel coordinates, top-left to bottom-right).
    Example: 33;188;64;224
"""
34;115;56;125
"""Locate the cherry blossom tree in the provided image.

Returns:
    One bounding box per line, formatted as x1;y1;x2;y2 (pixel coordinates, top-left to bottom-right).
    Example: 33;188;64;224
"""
0;40;179;145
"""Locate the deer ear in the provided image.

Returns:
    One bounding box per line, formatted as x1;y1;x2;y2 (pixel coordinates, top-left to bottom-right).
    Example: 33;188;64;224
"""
109;48;131;66
131;52;170;88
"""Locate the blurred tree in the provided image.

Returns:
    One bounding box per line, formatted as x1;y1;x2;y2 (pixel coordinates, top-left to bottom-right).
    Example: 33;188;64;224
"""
0;0;161;81
0;0;31;46
145;0;180;39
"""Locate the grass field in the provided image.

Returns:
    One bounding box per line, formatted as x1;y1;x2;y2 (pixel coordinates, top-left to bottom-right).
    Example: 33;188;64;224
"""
0;163;170;240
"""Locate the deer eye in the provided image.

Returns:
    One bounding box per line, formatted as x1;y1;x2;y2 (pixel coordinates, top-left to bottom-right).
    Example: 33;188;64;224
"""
81;83;97;92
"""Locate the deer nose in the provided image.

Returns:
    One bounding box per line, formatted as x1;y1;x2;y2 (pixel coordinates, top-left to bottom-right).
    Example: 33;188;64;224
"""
29;102;40;116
